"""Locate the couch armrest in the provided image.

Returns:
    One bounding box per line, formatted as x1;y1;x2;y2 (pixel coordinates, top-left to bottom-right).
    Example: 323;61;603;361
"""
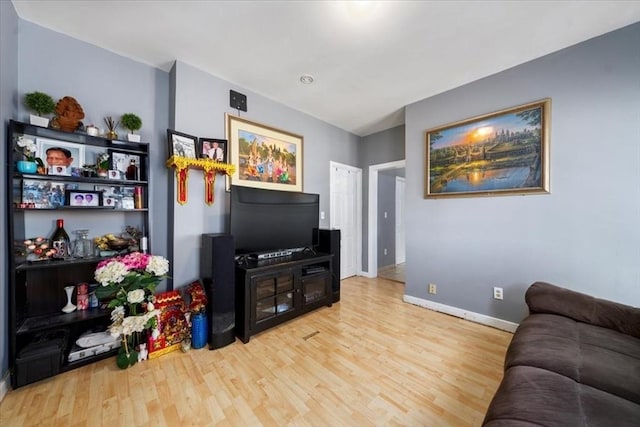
525;281;640;338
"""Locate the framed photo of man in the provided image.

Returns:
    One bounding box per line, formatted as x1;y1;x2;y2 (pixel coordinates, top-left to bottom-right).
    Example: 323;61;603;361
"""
36;138;85;170
199;138;227;162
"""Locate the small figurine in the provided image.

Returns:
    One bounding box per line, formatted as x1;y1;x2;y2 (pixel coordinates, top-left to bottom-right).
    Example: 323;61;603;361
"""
137;343;148;362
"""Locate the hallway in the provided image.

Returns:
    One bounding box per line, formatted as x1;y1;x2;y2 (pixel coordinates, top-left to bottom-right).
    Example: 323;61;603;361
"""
378;262;405;283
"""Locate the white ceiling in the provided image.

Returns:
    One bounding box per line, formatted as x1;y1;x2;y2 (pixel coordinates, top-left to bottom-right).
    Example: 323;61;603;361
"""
12;1;640;136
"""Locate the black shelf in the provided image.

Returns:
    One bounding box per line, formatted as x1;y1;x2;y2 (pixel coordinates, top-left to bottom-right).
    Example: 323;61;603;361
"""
12;121;149;150
7;119;151;388
16;308;111;335
13;172;148;186
16;256;106;271
15;207;148;213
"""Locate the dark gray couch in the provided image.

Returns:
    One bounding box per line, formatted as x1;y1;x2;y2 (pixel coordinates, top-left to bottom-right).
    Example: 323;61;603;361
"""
483;281;640;426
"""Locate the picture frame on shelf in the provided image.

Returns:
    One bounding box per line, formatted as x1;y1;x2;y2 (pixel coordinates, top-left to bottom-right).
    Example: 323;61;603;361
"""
425;98;551;198
199;138;227;162
48;182;66;208
66;190;102;207
109;150;141;181
226;114;303;192
36;137;85;171
21;179;52;208
167;129;198;159
121;186;136;210
94;185;123;208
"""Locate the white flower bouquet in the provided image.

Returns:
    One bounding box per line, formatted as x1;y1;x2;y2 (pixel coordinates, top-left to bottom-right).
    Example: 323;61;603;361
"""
94;252;169;368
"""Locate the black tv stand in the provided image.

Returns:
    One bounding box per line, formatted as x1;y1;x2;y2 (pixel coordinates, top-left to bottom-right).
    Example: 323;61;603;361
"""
235;252;333;343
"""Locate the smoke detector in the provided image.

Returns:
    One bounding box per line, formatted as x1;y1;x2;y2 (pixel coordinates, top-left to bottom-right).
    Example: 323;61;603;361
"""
299;74;314;84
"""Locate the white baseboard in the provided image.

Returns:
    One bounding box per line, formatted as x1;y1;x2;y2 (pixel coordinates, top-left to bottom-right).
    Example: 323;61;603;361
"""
358;270;376;279
0;371;9;402
403;294;519;333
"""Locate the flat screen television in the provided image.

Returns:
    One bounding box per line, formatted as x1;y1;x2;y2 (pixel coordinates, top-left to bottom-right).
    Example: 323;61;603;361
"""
229;185;320;256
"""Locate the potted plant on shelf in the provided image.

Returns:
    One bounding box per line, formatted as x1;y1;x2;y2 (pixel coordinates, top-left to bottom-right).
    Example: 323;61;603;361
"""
24;91;56;127
121;113;142;142
14;136;45;174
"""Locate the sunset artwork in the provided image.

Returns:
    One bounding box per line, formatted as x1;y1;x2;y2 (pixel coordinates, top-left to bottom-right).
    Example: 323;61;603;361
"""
425;99;550;198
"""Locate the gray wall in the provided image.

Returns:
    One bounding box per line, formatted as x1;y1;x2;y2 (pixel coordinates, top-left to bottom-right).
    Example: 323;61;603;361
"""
170;61;360;288
404;23;640;322
378;173;396;268
360;125;405;270
17;20;170;263
0;0;19;384
377;169;406;268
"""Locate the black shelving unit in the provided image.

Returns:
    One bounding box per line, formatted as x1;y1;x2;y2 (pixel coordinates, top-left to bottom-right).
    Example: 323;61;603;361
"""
5;120;151;388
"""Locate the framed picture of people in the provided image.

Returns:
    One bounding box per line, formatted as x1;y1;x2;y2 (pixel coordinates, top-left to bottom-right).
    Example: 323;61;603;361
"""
226;114;303;192
199;138;227;162
167;129;198;159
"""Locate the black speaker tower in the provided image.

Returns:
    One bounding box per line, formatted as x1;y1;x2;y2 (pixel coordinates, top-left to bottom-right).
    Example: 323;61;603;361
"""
316;229;341;303
200;234;236;349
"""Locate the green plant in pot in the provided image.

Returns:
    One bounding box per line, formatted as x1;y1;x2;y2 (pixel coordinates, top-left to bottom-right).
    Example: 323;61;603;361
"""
24;91;56;127
121;113;142;142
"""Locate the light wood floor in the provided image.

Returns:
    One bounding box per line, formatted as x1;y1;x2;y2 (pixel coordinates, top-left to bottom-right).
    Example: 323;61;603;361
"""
0;276;512;427
378;263;406;283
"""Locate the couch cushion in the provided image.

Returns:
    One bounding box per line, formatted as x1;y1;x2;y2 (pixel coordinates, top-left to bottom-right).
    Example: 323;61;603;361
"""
506;313;640;404
483;366;640;427
525;281;640;338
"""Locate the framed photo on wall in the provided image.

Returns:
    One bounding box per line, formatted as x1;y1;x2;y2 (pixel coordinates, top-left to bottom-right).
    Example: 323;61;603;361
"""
226;114;303;192
167;129;198;159
425;98;551;198
199;138;227;162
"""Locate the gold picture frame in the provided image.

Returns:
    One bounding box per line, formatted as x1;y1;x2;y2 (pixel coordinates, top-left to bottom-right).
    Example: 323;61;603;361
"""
425;98;551;198
226;114;303;192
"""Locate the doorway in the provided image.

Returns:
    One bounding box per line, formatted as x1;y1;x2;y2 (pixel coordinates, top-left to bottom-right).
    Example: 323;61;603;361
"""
329;161;362;279
367;160;406;278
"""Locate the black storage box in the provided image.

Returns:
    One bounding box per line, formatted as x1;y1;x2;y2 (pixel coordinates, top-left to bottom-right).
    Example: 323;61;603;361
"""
16;329;69;387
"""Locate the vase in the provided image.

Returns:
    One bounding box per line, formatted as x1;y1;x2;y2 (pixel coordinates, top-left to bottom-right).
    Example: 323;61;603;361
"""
106;131;118;140
62;285;77;313
17;160;38;174
127;133;141;142
191;312;208;349
29;114;49;127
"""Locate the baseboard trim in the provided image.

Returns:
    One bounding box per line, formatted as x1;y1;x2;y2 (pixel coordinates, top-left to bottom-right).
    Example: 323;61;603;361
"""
0;371;9;402
403;294;519;333
358;270;376;279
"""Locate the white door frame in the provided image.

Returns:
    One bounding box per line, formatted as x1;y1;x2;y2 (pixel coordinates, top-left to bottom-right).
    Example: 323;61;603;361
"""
395;176;406;265
367;160;406;278
329;161;363;278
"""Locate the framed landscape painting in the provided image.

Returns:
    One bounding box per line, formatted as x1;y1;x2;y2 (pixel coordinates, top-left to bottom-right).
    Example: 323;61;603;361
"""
425;98;551;198
226;114;303;192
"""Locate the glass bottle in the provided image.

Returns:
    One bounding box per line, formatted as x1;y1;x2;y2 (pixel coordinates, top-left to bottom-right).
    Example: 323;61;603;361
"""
50;218;70;259
72;229;92;258
126;159;139;180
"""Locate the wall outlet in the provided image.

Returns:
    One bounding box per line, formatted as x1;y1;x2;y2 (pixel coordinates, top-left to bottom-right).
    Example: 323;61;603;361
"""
384;248;388;256
493;287;503;300
428;283;437;294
